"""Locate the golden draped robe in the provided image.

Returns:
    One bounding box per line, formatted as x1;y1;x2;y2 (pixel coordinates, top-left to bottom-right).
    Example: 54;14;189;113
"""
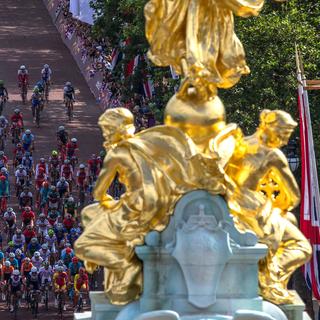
75;126;225;305
145;0;264;88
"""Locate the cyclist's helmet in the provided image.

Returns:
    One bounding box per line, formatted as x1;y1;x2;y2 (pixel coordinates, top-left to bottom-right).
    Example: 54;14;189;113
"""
56;223;63;231
60;177;66;182
48;229;54;236
43;261;49;268
1;167;7;173
7;207;13;213
34;251;40;258
8;241;14;247
16;229;22;235
64;159;70;165
57;266;64;272
25;206;31;211
40;158;45;163
18;164;24;170
24;257;31;263
0;115;5;120
25;151;31;156
71;138;77;143
79;267;85;274
65;82;71;86
0;151;4;156
14;108;20;114
72;256;78;263
52;150;58;156
15;249;22;255
31;237;38;244
79;164;85;169
33;86;39;93
58;126;65;132
57;260;64;266
25;129;31;135
91;154;97;159
12;270;20;276
31;266;38;273
44;64;49;69
20;65;26;70
9;253;15;258
68;196;74;203
50;185;56;191
41;243;48;250
39;213;45;219
4;261;10;267
43;181;49;188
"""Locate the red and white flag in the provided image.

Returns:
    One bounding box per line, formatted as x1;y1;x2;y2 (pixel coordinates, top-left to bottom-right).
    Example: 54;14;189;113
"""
297;55;320;301
125;55;140;77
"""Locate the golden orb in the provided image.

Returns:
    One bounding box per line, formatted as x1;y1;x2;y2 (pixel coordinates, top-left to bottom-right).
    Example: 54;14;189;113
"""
164;94;226;148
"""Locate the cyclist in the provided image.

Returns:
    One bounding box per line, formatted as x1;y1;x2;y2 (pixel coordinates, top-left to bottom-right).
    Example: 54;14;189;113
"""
36;213;50;239
60;160;73;192
23;225;36;246
49;150;60;168
8;269;23;312
87;154;102;182
40;181;50;213
21;151;34;177
63;81;75;112
39;244;51;262
64;196;77;220
57;176;70;199
0;175;9;212
26;266;41;305
0;115;9;135
11;108;23;128
0;167;8;180
17;65;29;88
39;261;52;290
14;249;25;270
35;167;47;204
53;265;68;310
6;253;18;269
20;257;33;280
48;208;60;226
48;185;60;211
5;242;16;257
34;80;45;96
13;143;25;167
63;82;75;100
61;246;74;266
54;224;67;245
66;138;78;160
15;164;27;196
19;187;33;209
56;126;69;153
44;229;57;255
4;208;17;238
0;80;9;111
22;206;35;228
31;252;43;271
21;129;34;153
63;214;75;233
26;238;41;258
41;64;52;84
67;228;79;246
36;158;49;176
76;163;87;188
68;256;82;283
73;267;88;309
0;151;8;170
12;229;25;250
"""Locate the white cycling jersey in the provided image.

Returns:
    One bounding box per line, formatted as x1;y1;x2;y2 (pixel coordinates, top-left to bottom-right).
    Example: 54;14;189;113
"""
39;266;53;285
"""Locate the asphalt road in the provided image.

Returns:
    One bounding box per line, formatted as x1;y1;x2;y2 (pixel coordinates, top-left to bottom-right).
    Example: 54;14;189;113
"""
0;0;103;318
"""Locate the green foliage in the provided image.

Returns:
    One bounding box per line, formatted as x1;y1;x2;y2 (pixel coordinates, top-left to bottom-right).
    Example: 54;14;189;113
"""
90;0;320;161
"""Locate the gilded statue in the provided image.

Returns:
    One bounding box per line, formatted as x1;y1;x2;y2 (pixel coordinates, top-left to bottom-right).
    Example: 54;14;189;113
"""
214;110;312;304
145;0;265;100
75;108;226;305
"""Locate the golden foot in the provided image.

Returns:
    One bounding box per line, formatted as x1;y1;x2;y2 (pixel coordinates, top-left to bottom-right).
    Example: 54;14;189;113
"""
261;286;295;305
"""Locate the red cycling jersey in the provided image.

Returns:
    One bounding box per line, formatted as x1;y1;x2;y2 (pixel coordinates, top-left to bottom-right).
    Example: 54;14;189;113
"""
18;73;29;85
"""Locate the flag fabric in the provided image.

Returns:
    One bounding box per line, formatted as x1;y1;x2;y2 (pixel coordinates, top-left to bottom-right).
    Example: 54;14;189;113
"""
297;70;320;301
108;48;121;71
143;76;154;99
125;55;140;77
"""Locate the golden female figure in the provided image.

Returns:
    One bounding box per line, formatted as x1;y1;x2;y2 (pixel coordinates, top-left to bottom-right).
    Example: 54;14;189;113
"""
145;0;265;99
